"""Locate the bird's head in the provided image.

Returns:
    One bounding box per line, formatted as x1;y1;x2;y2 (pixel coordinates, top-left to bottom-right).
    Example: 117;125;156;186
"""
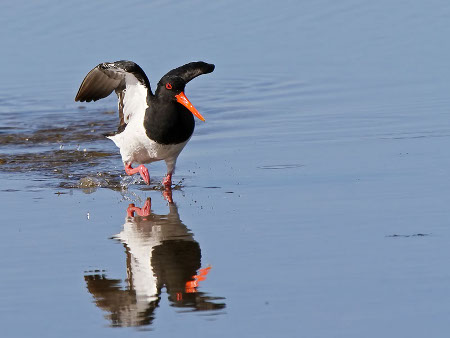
156;62;215;122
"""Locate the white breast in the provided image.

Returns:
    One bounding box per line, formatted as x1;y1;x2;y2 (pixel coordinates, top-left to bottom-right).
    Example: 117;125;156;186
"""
108;122;189;169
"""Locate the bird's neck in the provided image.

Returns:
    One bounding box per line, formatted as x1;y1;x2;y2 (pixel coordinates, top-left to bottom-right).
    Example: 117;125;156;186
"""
143;99;195;145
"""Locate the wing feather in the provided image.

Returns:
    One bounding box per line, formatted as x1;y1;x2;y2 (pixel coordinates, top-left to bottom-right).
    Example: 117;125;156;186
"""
75;61;151;131
75;66;123;102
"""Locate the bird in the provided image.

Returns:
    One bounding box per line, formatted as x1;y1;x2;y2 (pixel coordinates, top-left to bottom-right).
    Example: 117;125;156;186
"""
75;60;215;187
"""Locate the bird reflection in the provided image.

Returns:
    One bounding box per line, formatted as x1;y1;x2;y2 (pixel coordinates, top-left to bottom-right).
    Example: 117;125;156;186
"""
84;191;225;327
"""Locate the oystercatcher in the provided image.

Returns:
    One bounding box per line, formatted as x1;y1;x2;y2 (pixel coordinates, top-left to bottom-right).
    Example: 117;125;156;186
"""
75;61;215;187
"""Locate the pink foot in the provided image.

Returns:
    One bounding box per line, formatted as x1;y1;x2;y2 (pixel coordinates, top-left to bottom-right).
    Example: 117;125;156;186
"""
162;173;172;188
126;198;151;217
124;163;150;185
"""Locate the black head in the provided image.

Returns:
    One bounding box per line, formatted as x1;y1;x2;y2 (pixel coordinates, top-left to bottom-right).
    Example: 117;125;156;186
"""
155;62;215;121
156;75;188;99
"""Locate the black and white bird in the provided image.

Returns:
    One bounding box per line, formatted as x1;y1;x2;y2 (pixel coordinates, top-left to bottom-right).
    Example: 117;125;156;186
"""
75;61;215;187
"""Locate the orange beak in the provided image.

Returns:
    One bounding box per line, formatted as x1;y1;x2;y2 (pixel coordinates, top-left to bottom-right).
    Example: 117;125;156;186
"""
175;92;206;122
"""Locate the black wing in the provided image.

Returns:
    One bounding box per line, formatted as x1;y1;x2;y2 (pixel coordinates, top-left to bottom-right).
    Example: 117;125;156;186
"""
75;61;152;129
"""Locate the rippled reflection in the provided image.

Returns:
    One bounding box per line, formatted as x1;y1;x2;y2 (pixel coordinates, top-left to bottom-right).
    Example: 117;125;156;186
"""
84;192;225;327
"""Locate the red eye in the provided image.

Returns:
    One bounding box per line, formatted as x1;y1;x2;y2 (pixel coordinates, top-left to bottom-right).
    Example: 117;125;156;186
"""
166;83;172;90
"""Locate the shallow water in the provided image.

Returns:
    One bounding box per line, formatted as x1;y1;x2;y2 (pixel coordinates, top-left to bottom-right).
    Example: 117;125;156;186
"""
2;0;450;337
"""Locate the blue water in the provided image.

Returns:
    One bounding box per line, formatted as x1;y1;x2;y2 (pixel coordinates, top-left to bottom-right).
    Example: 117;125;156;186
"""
1;1;450;337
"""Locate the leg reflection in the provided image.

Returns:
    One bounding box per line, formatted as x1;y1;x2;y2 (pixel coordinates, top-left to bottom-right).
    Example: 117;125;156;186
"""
127;198;151;217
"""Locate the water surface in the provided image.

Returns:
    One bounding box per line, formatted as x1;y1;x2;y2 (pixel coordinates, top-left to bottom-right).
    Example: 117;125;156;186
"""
2;1;450;337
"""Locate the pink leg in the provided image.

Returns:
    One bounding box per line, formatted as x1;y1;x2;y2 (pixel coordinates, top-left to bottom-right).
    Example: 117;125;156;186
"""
162;173;172;188
162;173;173;203
124;163;150;185
126;198;151;217
162;188;173;203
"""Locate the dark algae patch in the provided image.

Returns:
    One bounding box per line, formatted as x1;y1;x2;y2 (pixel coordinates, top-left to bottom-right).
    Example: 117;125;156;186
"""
386;233;431;238
0;120;117;146
0;114;127;188
0;150;117;173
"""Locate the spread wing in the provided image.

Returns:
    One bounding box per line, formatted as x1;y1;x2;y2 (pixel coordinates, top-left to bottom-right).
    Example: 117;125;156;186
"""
75;61;152;130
